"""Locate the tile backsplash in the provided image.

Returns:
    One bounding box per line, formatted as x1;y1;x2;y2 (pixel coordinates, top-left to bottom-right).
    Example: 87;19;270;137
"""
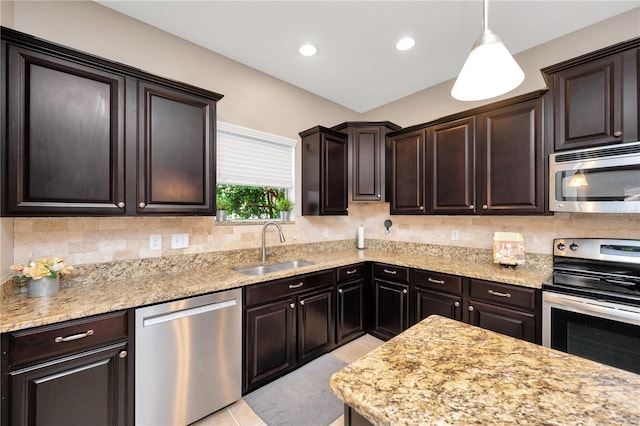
7;203;639;268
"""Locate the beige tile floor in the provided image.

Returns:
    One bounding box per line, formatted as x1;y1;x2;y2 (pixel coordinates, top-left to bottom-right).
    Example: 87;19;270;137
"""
191;334;384;426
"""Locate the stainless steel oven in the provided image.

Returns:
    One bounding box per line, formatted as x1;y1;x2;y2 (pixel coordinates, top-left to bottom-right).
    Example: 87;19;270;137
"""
542;238;640;374
549;141;640;213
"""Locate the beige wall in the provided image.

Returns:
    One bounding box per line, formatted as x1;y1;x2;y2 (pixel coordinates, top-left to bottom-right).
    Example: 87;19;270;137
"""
2;2;640;270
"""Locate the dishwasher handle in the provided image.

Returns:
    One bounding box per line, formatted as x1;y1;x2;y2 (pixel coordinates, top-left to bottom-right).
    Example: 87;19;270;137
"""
143;298;238;327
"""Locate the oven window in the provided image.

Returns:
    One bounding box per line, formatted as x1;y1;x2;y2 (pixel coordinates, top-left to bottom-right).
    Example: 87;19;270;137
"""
551;308;640;374
555;165;640;202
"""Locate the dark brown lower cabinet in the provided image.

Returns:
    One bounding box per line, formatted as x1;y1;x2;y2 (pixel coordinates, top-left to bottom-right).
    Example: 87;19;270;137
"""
336;279;365;345
243;270;336;393
466;300;536;343
414;288;462;323
9;342;128;426
371;279;410;341
244;298;297;391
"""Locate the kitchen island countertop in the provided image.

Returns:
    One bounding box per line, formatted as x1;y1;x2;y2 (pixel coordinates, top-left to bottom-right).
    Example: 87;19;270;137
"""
330;315;640;426
1;247;549;333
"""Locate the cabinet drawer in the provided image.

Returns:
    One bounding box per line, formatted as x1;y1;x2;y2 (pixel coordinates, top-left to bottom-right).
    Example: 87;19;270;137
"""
373;263;409;283
413;270;462;294
245;270;335;307
468;279;537;312
337;264;366;282
8;310;128;367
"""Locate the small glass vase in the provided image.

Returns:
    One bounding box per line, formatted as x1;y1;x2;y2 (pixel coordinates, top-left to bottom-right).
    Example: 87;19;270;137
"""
27;276;60;298
280;211;291;221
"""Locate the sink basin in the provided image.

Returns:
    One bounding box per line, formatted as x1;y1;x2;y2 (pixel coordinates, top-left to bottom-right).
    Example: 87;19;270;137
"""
236;260;316;276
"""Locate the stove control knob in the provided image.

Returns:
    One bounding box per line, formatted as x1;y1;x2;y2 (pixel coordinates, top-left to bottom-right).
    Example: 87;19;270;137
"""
570;243;579;251
556;243;566;251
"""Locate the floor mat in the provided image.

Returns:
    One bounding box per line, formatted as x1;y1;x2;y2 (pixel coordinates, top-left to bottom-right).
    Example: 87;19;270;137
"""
244;353;347;426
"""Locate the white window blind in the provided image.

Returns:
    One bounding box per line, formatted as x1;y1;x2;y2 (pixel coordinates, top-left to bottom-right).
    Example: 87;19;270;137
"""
217;121;296;188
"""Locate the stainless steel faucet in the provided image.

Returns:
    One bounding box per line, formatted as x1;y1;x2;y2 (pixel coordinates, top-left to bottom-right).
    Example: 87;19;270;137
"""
261;221;286;262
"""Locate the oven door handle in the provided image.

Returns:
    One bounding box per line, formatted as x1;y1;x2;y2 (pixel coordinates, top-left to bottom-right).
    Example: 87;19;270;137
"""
543;292;640;326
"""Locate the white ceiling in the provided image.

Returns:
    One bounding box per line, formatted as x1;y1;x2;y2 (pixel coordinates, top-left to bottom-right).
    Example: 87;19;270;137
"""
96;1;639;113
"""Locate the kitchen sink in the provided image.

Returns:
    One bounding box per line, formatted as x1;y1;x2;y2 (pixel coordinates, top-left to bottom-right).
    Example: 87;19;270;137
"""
236;260;316;276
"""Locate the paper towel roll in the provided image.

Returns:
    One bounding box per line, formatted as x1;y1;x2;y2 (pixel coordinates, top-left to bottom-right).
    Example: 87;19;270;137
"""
357;224;365;249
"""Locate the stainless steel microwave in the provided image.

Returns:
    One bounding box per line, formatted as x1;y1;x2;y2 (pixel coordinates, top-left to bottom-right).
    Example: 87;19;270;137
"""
549;141;640;214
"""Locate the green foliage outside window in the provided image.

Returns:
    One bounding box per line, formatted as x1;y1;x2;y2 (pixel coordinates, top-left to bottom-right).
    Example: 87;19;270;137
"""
216;185;285;220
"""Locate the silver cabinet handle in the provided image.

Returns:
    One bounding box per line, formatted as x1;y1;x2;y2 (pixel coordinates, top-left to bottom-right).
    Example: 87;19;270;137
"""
482;205;488;210
488;289;512;298
383;269;397;275
289;303;295;309
469;205;474;210
55;329;94;343
300;300;305;306
338;288;344;294
614;130;622;137
139;202;146;208
468;306;474;312
454;302;460;307
402;289;408;294
419;206;424;210
289;282;304;289
117;202;125;208
427;278;445;285
346;269;358;275
119;350;128;359
377;194;381;198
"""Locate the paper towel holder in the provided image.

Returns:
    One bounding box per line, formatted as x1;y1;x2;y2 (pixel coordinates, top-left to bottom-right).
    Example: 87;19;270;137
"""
384;219;392;235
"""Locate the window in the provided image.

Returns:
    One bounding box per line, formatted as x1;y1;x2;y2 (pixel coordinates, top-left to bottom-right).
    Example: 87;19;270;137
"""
217;121;296;220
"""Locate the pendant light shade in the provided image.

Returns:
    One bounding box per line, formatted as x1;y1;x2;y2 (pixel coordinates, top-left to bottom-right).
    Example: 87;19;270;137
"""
451;0;524;101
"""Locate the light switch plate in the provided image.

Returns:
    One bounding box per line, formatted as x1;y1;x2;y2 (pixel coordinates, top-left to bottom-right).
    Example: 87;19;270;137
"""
149;234;162;250
171;233;189;249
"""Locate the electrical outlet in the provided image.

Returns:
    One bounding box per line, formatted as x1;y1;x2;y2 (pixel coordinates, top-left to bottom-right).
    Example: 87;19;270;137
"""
171;233;189;249
149;234;162;250
451;230;459;241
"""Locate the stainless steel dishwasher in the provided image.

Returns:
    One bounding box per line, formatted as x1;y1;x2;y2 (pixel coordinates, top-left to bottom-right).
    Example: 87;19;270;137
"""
135;288;242;425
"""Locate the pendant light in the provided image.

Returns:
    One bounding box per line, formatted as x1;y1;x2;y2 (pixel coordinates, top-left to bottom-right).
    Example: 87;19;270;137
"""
451;0;524;101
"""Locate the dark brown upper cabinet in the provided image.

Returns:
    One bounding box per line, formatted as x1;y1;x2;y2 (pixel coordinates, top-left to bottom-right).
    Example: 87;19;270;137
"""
477;96;546;215
429;117;476;213
388;129;426;215
332;121;400;202
1;28;222;216
542;38;639;151
392;92;547;216
300;126;348;215
135;81;216;215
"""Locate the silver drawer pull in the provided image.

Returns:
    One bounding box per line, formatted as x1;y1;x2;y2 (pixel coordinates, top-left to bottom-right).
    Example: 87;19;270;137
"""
383;269;397;275
488;289;511;298
289;282;304;289
55;329;94;343
427;278;445;284
338;289;344;294
346;269;358;275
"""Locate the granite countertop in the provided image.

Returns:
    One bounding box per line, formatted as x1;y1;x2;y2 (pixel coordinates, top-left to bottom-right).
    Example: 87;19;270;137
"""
330;315;640;426
1;245;550;333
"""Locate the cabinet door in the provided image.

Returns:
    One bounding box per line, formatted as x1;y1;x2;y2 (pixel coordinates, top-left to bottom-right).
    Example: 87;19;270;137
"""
467;300;536;343
4;44;126;216
9;342;128;426
371;279;409;341
414;288;462;324
350;126;383;201
321;133;348;215
245;298;296;391
336;280;365;345
136;81;216;214
429;117;476;214
553;53;623;150
479;97;545;214
298;288;335;363
389;130;426;214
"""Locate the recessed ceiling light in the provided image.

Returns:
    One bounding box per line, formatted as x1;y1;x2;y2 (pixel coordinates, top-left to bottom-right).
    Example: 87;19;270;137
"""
395;37;415;51
299;44;317;57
